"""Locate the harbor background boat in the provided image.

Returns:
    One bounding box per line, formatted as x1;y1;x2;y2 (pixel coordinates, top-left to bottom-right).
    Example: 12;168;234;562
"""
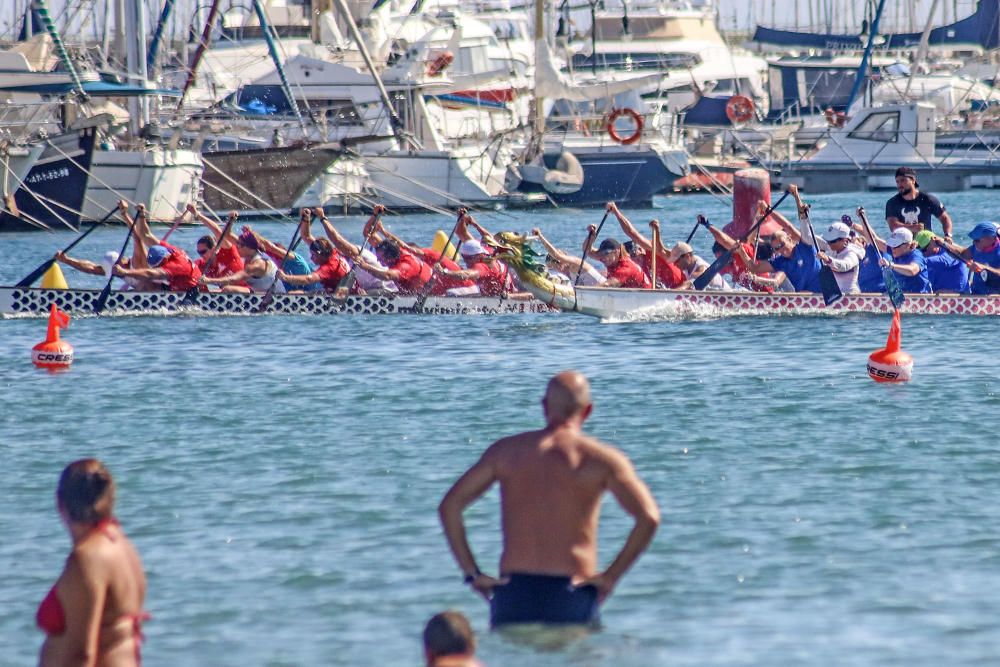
3;192;1000;664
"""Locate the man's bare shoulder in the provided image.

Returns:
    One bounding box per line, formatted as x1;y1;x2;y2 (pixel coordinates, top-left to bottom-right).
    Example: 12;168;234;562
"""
575;433;635;469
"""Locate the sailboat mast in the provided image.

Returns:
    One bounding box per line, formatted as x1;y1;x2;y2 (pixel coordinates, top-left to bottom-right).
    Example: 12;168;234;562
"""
534;0;544;136
845;0;888;112
124;0;151;135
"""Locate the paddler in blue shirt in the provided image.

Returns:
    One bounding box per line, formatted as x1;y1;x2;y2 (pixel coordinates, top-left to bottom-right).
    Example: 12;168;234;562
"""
851;219;891;293
937;221;1000;295
735;185;822;293
914;230;970;294
882;228;932;293
856;222;931;293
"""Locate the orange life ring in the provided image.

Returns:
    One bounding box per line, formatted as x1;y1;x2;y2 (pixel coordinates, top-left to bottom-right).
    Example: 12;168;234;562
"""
725;95;755;124
426;51;454;77
606;107;643;144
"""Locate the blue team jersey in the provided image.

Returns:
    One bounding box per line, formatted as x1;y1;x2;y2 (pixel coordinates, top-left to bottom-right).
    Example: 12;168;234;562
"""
892;249;931;293
970;242;1000;295
769;241;822;293
858;244;889;293
925;251;970;293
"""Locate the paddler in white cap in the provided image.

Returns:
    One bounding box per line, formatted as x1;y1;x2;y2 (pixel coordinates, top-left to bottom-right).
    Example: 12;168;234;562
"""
817;221;861;294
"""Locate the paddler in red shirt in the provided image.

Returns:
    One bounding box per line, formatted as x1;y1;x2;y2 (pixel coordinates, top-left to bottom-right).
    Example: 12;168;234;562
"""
354;239;433;294
373;220;476;295
112;201;202;291
277;208;351;292
606;203;683;288
436;238;516;297
187;204;244;280
583;233;651;288
277;238;350;292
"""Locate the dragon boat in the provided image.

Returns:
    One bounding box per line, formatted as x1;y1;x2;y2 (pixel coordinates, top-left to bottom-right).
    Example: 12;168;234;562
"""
0;286;551;318
488;232;1000;319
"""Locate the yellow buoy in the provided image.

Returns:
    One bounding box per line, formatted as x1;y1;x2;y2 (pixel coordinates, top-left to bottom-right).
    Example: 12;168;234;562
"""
40;262;69;290
431;230;460;262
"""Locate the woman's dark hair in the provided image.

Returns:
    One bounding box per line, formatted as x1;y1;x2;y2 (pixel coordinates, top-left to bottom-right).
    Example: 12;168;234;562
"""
375;239;401;263
197;235;216;249
309;238;333;258
57;459;115;524
711;241;725;256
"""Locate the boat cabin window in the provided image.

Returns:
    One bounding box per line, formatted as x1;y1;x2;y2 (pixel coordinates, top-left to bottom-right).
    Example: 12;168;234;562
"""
848;111;900;142
570;51;700;72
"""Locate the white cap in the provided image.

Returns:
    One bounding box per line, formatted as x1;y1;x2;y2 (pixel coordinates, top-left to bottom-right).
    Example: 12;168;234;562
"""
887;228;913;248
822;222;852;242
100;251;121;276
459;239;487;256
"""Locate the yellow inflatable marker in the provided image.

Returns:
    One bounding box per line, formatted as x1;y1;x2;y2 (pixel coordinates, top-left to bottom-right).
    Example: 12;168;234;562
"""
431;230;460;262
40;262;69;290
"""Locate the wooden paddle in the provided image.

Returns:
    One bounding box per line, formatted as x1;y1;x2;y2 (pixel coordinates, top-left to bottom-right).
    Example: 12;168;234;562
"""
694;190;791;291
182;211;238;305
857;207;905;309
17;207;117;287
255;226;302;313
649;220;658;289
413;208;466;312
806;217;844;305
93;215;138;314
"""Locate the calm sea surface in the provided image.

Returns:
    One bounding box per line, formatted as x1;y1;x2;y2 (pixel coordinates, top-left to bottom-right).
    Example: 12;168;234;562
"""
3;192;1000;666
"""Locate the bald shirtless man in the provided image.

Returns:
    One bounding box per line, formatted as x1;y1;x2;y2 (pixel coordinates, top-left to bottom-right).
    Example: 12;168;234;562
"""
439;371;660;627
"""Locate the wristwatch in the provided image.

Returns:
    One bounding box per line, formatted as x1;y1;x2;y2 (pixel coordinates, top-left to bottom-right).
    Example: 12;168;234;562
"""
463;568;482;585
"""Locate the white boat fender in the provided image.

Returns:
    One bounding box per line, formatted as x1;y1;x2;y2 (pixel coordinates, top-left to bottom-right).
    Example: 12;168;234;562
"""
542;151;584;195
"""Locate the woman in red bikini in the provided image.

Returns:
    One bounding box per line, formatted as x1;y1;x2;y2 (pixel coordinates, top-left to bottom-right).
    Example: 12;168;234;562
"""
37;459;148;666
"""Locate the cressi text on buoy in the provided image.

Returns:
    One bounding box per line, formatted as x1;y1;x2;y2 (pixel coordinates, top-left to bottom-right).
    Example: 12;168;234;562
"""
867;310;912;383
32;304;73;370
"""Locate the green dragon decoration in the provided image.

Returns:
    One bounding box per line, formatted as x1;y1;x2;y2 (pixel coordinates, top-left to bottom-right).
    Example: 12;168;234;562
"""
486;231;578;311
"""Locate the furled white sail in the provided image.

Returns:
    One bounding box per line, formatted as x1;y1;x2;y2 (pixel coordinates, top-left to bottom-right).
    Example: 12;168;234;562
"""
533;39;661;102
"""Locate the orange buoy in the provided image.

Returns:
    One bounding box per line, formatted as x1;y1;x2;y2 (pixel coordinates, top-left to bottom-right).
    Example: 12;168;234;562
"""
725;95;755;124
867;310;912;383
605;107;644;144
32;304;73;370
426;51;454;77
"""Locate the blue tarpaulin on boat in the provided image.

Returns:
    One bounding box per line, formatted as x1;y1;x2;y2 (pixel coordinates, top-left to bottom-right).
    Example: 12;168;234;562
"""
753;0;999;51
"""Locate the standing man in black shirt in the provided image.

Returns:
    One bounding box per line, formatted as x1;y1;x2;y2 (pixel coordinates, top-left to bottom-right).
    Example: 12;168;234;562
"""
885;166;954;241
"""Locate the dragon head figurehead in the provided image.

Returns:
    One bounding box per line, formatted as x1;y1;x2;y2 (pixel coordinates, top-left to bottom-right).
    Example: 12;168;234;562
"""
484;231;577;311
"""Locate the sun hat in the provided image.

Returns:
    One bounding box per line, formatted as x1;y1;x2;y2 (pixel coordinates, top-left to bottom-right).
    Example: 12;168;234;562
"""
596;238;621;254
914;230;934;249
146;245;171;267
459;239;487;256
968;221;999;241
667;241;694;264
822;221;852;242
886;228;914;248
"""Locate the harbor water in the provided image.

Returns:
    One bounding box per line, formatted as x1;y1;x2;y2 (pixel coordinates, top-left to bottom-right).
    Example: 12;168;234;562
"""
3;192;1000;666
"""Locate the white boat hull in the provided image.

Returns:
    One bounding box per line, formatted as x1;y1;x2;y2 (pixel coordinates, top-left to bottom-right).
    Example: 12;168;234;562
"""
81;148;203;223
0;287;551;318
571;286;1000;319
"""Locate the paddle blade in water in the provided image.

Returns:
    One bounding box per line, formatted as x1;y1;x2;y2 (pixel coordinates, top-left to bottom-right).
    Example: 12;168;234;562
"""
818;266;843;306
882;267;906;309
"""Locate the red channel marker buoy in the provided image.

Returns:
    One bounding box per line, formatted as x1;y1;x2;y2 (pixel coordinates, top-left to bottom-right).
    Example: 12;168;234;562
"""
32;304;74;370
867;310;912;383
